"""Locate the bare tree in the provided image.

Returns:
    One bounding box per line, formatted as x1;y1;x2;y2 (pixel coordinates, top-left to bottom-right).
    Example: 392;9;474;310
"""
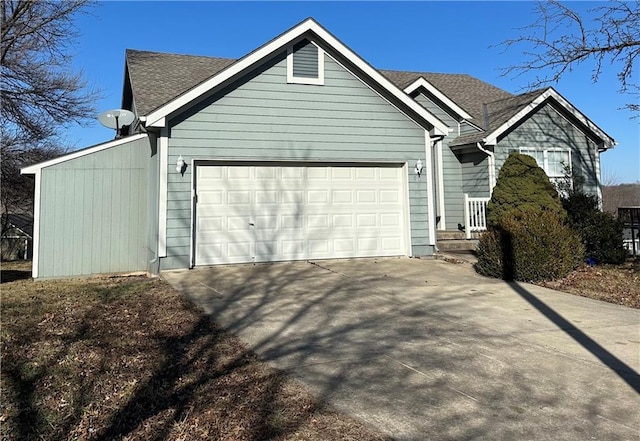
1;0;97;225
499;1;640;114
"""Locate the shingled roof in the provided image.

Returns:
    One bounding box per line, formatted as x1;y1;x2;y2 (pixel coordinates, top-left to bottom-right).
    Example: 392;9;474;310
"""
126;49;235;116
379;70;513;122
449;88;548;146
123;49;572;147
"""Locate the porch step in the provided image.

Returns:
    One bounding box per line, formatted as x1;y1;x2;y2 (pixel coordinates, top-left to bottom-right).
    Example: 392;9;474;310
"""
436;230;483;240
437;250;478;265
437;239;479;252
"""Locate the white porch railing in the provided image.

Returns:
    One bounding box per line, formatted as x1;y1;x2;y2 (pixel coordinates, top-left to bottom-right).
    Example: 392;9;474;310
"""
464;194;490;239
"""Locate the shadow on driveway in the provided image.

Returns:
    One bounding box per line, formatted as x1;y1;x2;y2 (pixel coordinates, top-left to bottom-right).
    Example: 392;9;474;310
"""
164;257;640;440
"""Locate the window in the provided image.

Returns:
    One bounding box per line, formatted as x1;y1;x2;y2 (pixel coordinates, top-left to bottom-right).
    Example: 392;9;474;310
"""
287;39;324;85
519;147;571;187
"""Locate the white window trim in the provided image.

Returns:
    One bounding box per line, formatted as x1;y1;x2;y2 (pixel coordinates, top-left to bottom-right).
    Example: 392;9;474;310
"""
519;147;572;179
286;41;325;85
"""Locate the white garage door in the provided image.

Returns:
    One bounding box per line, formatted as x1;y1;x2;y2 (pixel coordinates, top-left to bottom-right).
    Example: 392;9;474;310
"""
195;164;407;265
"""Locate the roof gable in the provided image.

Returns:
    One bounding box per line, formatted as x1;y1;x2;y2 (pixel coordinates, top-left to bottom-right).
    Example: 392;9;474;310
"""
483;88;615;148
450;87;616;149
403;77;473;120
137;18;448;135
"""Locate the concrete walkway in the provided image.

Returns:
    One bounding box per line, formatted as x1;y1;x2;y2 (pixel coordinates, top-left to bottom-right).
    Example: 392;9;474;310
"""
163;258;640;440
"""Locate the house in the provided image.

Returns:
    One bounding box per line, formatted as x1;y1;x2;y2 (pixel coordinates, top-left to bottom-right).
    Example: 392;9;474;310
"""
21;18;615;279
1;214;33;261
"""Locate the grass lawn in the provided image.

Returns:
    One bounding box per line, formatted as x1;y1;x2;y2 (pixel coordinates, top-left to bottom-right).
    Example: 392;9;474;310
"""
0;261;388;441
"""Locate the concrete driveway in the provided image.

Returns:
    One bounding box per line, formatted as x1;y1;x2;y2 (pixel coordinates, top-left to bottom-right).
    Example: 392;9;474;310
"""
162;258;640;440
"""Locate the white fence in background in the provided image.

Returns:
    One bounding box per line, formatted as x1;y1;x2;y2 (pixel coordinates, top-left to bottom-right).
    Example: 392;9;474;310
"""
464;194;490;239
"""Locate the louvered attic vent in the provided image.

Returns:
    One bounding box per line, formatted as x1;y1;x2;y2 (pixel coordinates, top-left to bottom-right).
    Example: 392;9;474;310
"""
287;39;324;85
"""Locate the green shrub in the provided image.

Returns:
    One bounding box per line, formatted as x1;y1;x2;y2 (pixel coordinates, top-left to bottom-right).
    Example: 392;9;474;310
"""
474;207;584;282
562;192;627;264
474;229;507;279
487;153;563;226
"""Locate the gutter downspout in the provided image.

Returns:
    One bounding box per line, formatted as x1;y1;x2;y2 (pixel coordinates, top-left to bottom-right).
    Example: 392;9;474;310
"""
476;142;496;194
428;134;445;253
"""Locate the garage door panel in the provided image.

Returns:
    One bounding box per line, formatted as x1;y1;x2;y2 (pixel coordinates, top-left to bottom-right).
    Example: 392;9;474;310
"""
255;241;278;258
308;190;329;204
356;168;376;179
227;216;251;231
195;164;407;265
228;167;251;179
380;213;401;227
379;168;401;180
332;214;353;228
356;213;378;227
308;214;329;229
356;190;376;203
228;241;251;258
198;216;223;232
333;238;355;253
254;215;278;230
380;190;400;203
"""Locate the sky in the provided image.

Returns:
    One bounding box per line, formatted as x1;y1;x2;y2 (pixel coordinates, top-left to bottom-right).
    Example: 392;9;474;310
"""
66;1;639;183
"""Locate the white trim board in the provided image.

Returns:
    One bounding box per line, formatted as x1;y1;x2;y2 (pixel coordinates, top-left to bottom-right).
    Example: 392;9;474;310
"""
158;129;169;257
31;171;41;278
21;134;148;174
404;77;473;121
143;18;448;136
424;130;436;246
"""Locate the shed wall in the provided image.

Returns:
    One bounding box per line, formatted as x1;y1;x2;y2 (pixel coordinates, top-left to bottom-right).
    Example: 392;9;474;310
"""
37;136;153;277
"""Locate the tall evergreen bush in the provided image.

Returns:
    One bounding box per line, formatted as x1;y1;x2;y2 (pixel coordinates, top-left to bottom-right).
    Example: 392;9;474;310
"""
487;153;563;226
475;152;584;281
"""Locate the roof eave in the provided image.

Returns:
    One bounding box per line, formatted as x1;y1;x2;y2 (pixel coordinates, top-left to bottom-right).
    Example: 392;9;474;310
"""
482;87;615;148
21;134;148;174
404;77;474;121
143;18;448;135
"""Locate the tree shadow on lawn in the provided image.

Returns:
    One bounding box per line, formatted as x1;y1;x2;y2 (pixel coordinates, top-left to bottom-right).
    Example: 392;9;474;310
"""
1;276;386;441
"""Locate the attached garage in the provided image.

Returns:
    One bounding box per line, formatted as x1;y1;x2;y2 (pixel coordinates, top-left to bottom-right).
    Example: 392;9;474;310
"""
23;19;450;278
194;163;409;265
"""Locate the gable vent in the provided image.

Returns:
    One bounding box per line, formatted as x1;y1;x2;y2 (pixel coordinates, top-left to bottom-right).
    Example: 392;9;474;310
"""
287;39;324;85
292;40;319;78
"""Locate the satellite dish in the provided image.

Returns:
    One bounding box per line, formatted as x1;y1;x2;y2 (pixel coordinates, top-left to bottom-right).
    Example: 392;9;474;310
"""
98;109;135;137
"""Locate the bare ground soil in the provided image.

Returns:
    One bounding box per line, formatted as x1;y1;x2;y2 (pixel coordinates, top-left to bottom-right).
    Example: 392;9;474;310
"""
538;259;640;309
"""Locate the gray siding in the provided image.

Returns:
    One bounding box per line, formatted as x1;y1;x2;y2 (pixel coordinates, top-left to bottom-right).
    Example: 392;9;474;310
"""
414;92;464;229
37;136;153;278
164;50;431;269
495;103;601;196
292;40;318;78
460;121;481;135
460;151;490;198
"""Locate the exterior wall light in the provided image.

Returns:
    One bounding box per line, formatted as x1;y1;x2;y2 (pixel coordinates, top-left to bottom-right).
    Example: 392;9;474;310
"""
176;155;186;174
415;159;423;177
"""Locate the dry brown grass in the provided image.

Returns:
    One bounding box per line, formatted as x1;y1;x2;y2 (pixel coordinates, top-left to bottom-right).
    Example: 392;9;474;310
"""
1;264;388;441
539;260;640;309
